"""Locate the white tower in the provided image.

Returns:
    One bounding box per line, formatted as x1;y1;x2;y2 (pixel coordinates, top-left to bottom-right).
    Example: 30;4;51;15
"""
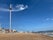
9;4;12;32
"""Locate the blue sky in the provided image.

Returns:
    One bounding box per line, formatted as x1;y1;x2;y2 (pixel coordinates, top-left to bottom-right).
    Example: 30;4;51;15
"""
0;0;53;32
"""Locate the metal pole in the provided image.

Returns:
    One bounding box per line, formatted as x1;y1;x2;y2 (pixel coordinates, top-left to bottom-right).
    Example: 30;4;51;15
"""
10;10;12;32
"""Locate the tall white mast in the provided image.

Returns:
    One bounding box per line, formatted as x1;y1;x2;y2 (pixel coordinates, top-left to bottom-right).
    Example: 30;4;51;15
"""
9;4;12;32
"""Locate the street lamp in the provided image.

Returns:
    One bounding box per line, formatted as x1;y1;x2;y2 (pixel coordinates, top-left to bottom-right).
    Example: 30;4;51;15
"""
0;4;28;32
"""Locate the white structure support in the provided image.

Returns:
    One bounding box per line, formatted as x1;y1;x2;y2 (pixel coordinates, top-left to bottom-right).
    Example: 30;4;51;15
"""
10;10;12;32
9;4;12;32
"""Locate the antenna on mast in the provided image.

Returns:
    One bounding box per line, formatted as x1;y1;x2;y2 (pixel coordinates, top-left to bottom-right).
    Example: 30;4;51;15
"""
10;4;12;10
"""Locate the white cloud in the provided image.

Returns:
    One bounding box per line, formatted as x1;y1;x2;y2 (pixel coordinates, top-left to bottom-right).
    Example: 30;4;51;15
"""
46;18;50;21
51;19;53;20
45;18;53;21
16;4;28;11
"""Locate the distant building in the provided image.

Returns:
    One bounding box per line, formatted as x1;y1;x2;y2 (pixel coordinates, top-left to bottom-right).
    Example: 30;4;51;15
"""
13;29;17;32
0;27;17;33
0;24;17;33
0;27;5;33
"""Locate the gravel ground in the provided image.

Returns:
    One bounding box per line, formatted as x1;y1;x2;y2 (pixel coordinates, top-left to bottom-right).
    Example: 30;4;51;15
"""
0;33;53;40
